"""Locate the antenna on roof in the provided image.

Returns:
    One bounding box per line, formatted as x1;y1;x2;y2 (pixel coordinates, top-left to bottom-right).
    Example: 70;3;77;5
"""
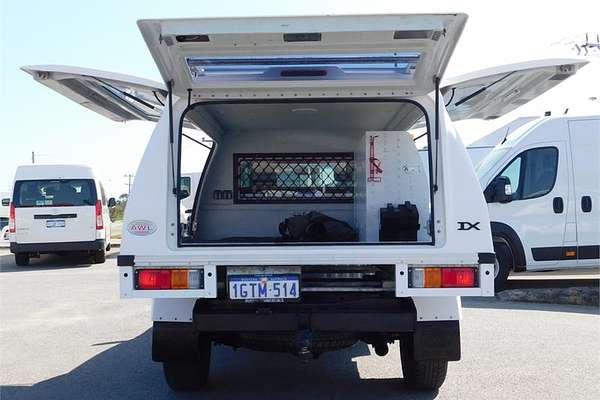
564;108;569;115
551;32;600;57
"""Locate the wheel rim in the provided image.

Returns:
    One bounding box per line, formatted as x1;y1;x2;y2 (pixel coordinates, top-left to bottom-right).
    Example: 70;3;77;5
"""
493;259;500;278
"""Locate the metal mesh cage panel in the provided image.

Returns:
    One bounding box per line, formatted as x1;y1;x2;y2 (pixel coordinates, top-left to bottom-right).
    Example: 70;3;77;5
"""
234;153;354;203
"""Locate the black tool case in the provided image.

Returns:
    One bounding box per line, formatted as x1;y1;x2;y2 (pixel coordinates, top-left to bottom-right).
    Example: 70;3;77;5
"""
379;202;420;241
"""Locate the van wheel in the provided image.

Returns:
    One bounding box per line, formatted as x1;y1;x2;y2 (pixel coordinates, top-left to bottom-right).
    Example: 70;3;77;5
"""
163;338;211;391
493;241;513;291
14;253;30;267
400;338;448;390
93;249;106;264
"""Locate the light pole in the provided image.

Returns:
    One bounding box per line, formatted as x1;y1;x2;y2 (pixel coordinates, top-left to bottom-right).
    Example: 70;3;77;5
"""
124;174;135;195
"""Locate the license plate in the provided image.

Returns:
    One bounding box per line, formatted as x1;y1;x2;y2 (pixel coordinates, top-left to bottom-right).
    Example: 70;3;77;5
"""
46;219;66;228
228;267;300;300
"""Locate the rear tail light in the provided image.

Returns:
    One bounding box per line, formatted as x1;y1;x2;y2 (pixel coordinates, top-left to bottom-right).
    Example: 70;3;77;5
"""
9;202;15;233
136;269;203;290
441;268;476;287
95;200;103;230
138;270;170;289
409;266;477;288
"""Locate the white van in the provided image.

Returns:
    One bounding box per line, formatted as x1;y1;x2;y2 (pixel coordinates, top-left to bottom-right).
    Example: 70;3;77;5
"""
8;165;115;266
1;192;10;245
22;14;589;391
416;58;588;167
476;114;600;287
466;116;539;166
0;192;10;232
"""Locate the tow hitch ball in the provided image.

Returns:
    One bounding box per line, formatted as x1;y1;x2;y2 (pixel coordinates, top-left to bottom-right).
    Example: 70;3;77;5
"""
295;329;313;361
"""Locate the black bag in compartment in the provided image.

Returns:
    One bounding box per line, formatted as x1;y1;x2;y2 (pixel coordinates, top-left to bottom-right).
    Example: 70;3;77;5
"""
379;202;420;241
279;211;357;242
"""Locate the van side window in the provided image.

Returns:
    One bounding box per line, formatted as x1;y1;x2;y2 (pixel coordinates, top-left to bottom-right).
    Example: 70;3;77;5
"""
496;147;558;201
499;157;522;195
521;147;558;199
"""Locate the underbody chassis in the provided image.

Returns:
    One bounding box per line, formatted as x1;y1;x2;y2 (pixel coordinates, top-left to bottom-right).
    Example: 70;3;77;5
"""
153;295;461;362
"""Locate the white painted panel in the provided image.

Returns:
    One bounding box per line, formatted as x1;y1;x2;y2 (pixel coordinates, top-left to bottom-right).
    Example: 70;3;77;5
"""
568;118;600;265
355;131;430;242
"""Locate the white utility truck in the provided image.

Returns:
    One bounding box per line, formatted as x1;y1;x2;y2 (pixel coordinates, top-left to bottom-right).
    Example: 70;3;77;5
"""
476;114;600;287
21;14;588;391
8;165;115;265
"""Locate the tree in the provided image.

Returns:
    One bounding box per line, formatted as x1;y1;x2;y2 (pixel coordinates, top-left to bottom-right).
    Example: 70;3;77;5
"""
109;193;128;221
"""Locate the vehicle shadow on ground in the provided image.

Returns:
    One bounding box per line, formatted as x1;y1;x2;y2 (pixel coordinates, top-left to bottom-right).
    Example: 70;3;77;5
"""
0;253;94;273
463;297;600;315
1;329;439;400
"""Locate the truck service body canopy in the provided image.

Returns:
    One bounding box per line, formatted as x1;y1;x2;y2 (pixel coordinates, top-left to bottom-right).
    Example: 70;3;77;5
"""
136;14;468;97
22;57;587;124
21;65;166;123
441;58;589;121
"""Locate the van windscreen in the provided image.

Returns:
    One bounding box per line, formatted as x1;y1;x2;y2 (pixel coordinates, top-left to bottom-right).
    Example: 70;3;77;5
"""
13;179;97;207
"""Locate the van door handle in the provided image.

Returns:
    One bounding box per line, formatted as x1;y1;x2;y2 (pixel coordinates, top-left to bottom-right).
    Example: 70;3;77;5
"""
553;197;564;214
581;196;592;213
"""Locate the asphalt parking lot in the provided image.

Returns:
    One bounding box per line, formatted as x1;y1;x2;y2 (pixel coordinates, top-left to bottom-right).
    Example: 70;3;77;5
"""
1;254;599;400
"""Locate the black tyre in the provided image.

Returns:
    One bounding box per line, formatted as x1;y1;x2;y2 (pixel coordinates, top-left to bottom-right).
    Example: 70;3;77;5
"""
163;337;211;391
93;249;106;264
400;338;448;390
493;241;513;291
14;253;30;267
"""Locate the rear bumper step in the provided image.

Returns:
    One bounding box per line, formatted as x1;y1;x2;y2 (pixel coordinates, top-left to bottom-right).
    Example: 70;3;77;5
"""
193;298;415;332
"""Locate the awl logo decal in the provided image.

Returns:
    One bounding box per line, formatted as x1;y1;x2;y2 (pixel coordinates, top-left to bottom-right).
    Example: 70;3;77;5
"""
127;220;157;236
457;221;480;231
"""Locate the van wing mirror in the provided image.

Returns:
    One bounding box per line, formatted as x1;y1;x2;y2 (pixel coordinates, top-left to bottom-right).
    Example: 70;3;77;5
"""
484;176;513;204
107;197;117;208
178;189;190;200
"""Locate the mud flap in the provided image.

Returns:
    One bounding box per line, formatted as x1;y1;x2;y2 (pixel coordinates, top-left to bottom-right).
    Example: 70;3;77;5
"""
413;321;461;361
152;322;201;362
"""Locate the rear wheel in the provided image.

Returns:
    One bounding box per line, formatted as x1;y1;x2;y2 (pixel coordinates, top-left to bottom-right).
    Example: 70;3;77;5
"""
14;253;30;267
163;337;211;391
93;249;106;264
493;241;513;291
400;337;448;390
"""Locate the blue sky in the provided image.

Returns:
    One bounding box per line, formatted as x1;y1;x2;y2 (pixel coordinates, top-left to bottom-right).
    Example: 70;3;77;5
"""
1;0;598;196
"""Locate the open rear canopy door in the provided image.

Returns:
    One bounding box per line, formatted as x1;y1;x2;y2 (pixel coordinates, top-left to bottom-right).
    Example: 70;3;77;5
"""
22;65;167;123
442;58;588;121
137;14;467;97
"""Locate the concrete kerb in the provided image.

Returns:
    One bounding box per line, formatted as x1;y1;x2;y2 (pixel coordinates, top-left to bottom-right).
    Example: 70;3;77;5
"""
497;286;599;307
